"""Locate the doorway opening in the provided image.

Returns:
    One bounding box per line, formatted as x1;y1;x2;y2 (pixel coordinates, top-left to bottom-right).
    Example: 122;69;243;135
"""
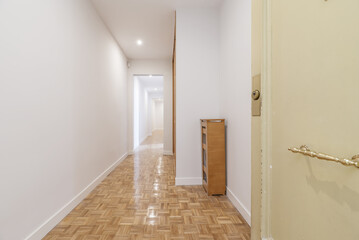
133;74;164;150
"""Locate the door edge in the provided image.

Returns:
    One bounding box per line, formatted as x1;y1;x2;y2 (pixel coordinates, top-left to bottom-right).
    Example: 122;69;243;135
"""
260;0;273;238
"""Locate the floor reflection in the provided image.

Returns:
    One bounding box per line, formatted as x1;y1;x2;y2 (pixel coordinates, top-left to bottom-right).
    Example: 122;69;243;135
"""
44;130;251;239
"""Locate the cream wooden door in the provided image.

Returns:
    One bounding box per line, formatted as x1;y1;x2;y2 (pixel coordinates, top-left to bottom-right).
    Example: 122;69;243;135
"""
262;0;359;239
251;0;262;239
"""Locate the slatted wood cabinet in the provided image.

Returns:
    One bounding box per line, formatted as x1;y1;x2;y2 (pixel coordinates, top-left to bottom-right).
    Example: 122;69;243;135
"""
201;119;226;195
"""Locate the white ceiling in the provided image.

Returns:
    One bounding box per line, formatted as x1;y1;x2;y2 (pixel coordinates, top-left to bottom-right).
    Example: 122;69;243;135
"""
137;75;164;94
92;0;223;60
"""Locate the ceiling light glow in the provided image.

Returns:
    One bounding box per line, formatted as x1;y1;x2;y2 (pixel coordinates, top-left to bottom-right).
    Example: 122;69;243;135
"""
137;39;143;46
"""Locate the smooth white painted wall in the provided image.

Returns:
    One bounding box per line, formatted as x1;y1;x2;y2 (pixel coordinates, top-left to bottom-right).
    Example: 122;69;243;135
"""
175;2;252;224
133;76;140;148
138;83;149;144
151;100;156;131
0;1;128;239
175;8;221;185
127;60;172;154
219;0;252;224
154;100;164;130
148;92;164;134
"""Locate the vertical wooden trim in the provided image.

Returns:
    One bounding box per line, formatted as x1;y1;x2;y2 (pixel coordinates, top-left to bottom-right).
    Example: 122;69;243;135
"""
261;0;273;238
251;0;263;237
172;12;177;160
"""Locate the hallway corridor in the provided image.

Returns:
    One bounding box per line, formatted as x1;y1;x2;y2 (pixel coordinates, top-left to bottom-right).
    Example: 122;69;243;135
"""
44;131;250;239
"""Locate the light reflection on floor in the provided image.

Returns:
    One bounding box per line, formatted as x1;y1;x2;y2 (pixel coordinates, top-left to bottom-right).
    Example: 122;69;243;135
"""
44;130;251;239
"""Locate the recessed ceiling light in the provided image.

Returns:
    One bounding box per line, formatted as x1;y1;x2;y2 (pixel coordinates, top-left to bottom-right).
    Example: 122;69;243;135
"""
137;39;143;46
149;75;152;78
155;88;158;91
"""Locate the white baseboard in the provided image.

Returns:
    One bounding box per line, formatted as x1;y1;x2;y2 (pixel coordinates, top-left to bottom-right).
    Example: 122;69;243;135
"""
25;153;128;240
175;177;202;186
140;136;148;145
226;187;251;226
163;151;173;156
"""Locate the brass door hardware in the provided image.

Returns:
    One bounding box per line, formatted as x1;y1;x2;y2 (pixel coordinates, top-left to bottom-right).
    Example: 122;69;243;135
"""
252;74;261;116
252;90;260;100
288;145;359;168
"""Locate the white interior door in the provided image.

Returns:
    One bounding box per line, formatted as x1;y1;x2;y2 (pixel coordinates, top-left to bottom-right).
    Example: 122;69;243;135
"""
263;0;359;239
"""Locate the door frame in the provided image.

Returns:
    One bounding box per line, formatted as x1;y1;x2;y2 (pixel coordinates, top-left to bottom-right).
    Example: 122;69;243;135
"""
260;0;273;238
132;74;165;150
172;12;177;162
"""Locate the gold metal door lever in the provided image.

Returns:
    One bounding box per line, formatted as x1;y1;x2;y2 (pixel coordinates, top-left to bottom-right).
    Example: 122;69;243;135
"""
288;145;359;168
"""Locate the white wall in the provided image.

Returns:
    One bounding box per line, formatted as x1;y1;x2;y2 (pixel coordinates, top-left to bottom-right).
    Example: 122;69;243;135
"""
175;1;252;225
127;60;172;154
175;8;221;185
133;76;140;148
219;0;252;225
154;100;164;130
138;82;149;144
148;92;164;134
0;1;128;239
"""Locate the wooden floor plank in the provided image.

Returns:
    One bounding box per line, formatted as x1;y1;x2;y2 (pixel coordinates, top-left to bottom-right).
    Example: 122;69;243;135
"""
44;131;250;239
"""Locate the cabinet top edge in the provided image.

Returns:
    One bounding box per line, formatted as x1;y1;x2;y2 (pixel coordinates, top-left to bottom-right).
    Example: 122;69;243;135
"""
200;119;225;122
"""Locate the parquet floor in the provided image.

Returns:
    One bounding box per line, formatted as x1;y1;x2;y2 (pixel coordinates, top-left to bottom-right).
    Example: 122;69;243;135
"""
44;130;250;240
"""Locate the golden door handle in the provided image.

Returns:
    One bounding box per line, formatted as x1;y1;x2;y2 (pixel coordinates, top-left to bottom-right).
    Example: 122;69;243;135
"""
288;145;359;168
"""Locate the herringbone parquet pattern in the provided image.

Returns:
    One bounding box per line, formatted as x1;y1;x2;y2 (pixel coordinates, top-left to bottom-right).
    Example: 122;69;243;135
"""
44;131;250;240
